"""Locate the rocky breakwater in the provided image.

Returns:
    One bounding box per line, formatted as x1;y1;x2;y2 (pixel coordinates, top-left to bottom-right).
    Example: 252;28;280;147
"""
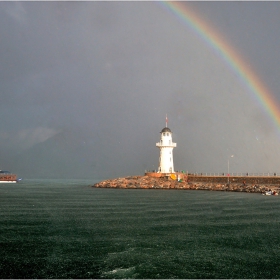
93;175;280;194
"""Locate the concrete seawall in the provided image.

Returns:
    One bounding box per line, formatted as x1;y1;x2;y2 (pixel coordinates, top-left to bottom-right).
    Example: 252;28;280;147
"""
188;175;280;185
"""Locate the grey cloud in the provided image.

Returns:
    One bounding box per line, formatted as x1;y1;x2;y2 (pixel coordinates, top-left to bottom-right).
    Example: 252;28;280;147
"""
1;1;280;178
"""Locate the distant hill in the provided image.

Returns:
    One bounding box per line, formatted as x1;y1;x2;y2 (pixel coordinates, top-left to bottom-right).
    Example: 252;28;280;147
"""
10;127;153;179
10;128;102;179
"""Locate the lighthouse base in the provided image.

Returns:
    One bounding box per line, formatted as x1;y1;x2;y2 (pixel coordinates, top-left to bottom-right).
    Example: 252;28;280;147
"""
145;172;186;181
145;172;165;178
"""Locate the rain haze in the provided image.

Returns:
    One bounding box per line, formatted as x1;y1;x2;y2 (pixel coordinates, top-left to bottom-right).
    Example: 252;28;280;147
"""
1;1;280;179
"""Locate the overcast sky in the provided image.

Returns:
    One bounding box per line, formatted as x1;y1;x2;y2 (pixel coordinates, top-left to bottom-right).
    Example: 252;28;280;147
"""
1;1;280;179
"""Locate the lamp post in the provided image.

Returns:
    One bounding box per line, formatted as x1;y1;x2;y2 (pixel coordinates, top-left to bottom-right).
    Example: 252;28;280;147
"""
227;155;234;184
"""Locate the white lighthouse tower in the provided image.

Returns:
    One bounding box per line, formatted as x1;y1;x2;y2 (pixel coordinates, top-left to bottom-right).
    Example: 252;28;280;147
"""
156;116;177;174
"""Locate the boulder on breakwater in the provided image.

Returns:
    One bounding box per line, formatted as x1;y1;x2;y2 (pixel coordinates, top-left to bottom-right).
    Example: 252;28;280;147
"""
93;175;280;194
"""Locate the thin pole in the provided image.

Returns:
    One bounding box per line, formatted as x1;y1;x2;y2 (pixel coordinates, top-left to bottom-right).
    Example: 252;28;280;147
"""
227;159;229;184
228;155;234;185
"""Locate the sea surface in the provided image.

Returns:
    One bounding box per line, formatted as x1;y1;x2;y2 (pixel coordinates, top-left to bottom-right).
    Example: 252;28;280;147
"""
1;179;280;279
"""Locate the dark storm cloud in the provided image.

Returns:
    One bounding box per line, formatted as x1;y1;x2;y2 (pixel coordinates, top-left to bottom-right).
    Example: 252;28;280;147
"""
1;1;280;178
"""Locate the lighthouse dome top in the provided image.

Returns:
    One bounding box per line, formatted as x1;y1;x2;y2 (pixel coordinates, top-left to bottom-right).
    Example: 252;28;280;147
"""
161;127;172;133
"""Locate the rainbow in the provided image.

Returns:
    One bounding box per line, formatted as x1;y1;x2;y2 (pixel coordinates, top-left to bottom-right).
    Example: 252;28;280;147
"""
160;1;280;133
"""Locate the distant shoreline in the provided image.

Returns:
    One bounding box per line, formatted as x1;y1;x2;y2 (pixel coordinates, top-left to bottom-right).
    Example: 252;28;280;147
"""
93;175;280;194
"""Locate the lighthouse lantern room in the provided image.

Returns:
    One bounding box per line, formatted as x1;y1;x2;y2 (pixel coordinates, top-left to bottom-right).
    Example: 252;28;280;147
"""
156;117;176;174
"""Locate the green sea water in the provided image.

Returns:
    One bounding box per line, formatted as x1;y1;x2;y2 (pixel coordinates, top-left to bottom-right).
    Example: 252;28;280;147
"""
1;179;280;279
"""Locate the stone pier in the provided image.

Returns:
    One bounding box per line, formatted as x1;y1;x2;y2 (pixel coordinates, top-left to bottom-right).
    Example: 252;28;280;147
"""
93;174;280;194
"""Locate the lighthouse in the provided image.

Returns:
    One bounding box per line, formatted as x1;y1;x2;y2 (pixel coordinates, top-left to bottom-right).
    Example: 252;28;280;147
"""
156;117;177;174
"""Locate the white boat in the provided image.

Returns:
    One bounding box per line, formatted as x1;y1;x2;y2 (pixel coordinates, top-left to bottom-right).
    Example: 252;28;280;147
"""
263;190;278;196
263;191;272;195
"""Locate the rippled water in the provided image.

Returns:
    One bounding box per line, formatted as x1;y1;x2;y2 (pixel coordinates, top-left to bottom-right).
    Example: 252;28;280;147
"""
1;179;280;278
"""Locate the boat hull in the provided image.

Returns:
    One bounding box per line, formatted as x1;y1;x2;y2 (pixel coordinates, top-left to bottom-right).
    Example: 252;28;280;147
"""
0;173;17;183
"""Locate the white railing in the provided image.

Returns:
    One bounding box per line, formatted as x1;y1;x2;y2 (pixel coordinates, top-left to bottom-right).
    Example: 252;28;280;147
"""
156;143;177;148
145;170;280;177
187;172;279;177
